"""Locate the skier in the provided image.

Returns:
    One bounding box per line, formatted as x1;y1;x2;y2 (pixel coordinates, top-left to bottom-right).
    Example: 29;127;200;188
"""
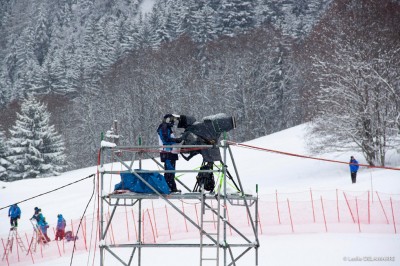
157;114;182;193
8;204;21;230
55;214;67;241
349;156;359;184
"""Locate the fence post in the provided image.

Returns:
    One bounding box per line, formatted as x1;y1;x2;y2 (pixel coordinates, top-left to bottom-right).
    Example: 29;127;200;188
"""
165;205;172;240
81;216;87;251
125;206;131;241
152;201;159;237
390;197;397;234
343;192;356;223
310;188;316;223
225;205;233;236
142;211;145;243
276;190;281;224
181;201;188;233
287;199;294;233
39;234;43;258
376;192;389;224
194;204;199;225
368;191;370;224
336;189;340;223
25;233;35;264
131;209;138;240
321;196;328;232
147;210;156;243
52;228;62;257
70;219;76;251
356;197;361;233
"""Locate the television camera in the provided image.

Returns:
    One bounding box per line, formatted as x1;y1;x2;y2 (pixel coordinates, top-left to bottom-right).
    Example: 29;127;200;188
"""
175;113;239;192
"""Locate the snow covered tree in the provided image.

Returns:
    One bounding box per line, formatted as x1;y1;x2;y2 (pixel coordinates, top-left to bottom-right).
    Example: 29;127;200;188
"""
34;5;50;66
0;131;10;181
7;94;66;180
309;45;400;166
218;0;256;36
306;0;400;166
163;1;185;40
192;4;217;44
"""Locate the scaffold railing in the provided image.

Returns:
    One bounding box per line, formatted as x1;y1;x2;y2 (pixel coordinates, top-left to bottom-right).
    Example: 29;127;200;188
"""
99;141;259;266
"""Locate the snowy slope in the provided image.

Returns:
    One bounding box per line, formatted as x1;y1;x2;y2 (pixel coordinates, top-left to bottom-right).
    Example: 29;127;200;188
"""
1;123;399;266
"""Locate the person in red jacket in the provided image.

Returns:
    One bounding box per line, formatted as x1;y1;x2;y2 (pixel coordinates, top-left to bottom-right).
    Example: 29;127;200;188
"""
55;214;67;240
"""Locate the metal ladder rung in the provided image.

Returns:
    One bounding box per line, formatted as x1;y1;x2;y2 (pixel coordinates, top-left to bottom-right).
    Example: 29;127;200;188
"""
200;181;220;266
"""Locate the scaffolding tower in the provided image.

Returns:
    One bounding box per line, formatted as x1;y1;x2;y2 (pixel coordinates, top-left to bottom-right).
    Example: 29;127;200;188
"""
99;141;259;266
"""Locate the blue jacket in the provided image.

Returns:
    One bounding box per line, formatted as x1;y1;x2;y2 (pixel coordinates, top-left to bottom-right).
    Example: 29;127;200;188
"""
9;204;21;218
38;217;49;233
157;122;176;146
157;122;179;162
33;213;45;224
350;159;359;173
57;215;66;230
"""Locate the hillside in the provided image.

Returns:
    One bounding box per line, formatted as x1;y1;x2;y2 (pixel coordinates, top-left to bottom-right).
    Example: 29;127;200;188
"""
1;124;399;265
0;0;398;171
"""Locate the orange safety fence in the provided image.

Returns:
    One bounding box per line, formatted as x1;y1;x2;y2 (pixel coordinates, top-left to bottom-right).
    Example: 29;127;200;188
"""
1;189;399;265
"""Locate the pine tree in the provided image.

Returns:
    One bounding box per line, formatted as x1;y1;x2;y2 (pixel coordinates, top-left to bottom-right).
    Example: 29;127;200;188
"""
192;4;217;44
0;131;10;181
218;0;257;36
34;5;50;66
7;94;66;180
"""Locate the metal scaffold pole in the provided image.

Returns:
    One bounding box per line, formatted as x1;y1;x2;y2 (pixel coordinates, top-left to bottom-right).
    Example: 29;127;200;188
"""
138;199;142;266
98;142;259;266
223;140;228;266
100;144;105;266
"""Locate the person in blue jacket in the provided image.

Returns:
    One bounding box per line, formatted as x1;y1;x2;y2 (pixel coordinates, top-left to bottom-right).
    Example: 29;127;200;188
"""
38;216;51;243
31;207;50;243
8;204;21;229
31;207;44;223
55;214;67;240
157;114;182;193
349;156;359;184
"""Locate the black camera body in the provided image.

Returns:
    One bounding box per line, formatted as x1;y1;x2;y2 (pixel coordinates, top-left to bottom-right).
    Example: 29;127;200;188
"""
178;113;236;162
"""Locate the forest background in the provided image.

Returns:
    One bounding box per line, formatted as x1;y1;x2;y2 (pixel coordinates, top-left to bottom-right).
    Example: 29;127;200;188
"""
0;0;399;174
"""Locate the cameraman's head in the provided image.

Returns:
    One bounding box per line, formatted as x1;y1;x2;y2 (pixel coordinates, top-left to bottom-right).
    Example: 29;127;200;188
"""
163;114;180;125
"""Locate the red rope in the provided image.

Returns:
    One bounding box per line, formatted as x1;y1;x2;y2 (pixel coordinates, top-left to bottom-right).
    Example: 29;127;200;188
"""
228;141;400;171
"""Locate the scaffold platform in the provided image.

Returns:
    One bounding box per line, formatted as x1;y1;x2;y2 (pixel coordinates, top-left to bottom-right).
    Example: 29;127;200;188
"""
99;141;260;266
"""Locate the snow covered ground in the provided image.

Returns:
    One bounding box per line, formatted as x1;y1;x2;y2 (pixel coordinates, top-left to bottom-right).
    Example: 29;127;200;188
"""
1;124;399;266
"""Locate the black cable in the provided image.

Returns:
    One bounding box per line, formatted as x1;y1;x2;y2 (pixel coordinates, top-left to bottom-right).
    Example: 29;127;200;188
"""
70;173;96;266
0;174;95;211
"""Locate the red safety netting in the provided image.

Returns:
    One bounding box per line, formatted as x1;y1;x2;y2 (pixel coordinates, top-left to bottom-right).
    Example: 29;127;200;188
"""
2;189;399;265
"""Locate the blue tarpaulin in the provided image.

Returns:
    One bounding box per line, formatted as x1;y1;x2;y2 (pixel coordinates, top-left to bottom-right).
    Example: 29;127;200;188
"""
114;171;171;194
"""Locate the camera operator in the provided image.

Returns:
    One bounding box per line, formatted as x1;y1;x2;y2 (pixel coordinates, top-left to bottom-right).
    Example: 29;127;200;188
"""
157;114;182;193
